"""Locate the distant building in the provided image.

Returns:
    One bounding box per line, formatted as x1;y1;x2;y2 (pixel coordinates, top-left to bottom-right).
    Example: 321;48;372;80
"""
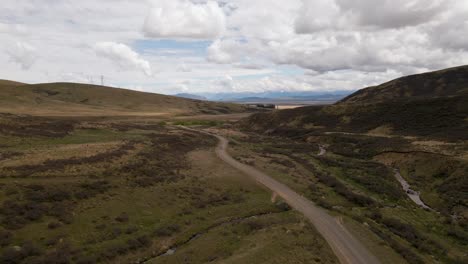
246;103;276;109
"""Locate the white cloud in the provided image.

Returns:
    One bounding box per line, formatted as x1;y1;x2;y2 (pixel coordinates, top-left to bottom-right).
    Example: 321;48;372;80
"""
295;0;341;33
143;0;225;40
94;42;152;76
335;0;447;29
0;23;28;35
177;62;192;72
6;41;38;70
207;39;234;63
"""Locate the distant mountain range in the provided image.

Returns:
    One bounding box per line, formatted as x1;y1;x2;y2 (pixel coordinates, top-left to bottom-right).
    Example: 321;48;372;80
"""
174;93;208;100
175;91;354;103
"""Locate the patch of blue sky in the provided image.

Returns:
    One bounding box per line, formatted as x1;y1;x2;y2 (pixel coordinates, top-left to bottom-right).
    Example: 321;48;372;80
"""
274;65;305;76
234;65;304;80
133;39;211;57
235;73;273;80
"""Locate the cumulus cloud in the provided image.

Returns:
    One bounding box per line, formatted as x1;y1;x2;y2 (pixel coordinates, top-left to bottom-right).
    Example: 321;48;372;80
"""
143;0;225;39
295;0;447;33
0;23;28;35
177;62;192;72
428;0;468;51
295;0;341;33
335;0;447;29
6;41;38;70
207;39;234;63
207;0;468;76
94;42;152;76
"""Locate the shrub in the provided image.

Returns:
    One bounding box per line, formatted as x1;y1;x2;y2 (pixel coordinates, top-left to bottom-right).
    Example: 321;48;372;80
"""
115;213;129;223
155;224;180;237
446;227;468;245
369;225;424;264
75;255;97;264
245;220;265;232
381;217;445;255
0;241;42;264
125;226;138;235
47;221;62;230
125;235;151;250
274;201;291;211
315;172;376;207
0;230;12;247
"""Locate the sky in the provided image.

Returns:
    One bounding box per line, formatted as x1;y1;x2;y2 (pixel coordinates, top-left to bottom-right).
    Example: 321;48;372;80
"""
1;0;467;95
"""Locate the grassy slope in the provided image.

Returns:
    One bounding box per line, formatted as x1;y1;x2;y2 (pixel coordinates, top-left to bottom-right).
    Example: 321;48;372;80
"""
0;81;247;116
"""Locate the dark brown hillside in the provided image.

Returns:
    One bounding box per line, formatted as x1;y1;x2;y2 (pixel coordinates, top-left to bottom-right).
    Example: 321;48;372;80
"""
241;66;468;141
242;95;468;140
339;65;468;104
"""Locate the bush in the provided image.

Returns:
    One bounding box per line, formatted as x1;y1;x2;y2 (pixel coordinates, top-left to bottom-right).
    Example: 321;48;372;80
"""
381;217;445;255
316;198;333;210
315;172;376;207
75;255;97;264
274;201;291;211
155;224;180;237
125;226;138;235
115;213;129;223
47;221;62;230
0;242;42;264
446;227;468;245
125;235;151;250
245;220;265;232
0;230;12;247
369;225;424;264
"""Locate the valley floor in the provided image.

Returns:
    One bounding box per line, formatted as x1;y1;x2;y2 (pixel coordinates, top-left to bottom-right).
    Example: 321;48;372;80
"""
0;114;338;264
0;113;466;264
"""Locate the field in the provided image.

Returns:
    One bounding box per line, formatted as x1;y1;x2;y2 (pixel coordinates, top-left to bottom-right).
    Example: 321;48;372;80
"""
0;113;338;264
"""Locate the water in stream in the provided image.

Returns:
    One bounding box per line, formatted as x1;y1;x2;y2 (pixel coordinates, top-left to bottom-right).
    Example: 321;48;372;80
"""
393;169;433;211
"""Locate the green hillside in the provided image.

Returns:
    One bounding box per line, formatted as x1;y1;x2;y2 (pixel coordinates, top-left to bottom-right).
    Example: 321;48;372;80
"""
0;81;247;116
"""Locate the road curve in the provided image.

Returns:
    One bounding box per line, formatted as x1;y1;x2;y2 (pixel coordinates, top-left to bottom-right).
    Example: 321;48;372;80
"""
184;127;380;264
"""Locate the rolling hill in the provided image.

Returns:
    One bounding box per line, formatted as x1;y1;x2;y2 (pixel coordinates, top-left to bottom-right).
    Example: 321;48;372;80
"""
241;66;468;140
339;65;468;104
0;81;247;116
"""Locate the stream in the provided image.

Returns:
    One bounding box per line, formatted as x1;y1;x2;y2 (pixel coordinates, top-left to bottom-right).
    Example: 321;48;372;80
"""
318;145;327;156
393;169;433;211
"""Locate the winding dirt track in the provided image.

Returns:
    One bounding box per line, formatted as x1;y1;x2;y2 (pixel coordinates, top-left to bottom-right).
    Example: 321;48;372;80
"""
185;127;381;264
